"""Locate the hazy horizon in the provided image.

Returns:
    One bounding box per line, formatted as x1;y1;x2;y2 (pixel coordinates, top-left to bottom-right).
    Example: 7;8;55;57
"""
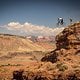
0;22;64;36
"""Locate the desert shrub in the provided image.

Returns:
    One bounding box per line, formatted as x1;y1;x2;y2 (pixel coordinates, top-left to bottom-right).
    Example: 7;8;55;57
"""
59;65;68;71
56;63;68;71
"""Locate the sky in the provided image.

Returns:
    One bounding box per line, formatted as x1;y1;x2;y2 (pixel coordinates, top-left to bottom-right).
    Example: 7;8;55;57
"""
0;0;80;27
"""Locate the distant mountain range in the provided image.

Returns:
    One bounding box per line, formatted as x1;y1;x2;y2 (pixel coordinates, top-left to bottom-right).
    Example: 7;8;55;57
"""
0;34;46;56
26;35;55;42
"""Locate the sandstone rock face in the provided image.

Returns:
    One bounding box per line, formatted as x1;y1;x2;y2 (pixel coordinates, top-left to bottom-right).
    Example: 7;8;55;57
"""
40;22;80;79
41;22;80;63
56;22;80;49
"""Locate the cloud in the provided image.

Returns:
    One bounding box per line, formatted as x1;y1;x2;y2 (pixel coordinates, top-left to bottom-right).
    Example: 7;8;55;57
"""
7;22;23;30
6;22;64;36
